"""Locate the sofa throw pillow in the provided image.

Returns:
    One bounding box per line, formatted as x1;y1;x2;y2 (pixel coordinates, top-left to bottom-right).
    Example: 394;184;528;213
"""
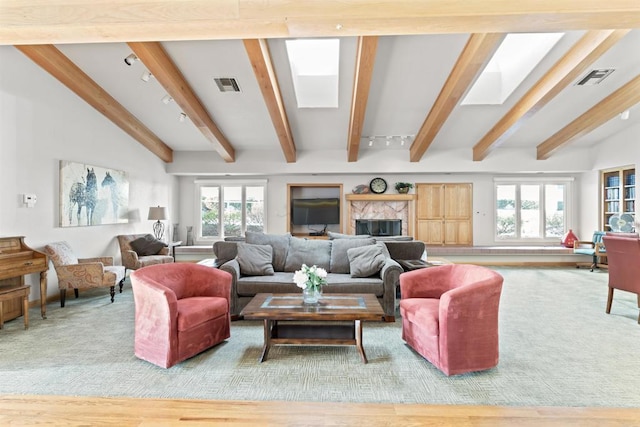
130;234;167;256
236;243;274;276
347;244;386;278
329;238;375;274
284;237;332;272
245;231;291;271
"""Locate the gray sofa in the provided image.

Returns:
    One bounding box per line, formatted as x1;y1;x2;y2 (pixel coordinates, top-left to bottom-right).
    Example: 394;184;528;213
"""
213;232;425;321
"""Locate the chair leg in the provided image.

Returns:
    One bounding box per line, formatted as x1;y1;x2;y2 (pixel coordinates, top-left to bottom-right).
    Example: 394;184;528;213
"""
74;288;79;299
110;286;115;303
60;290;66;307
606;287;614;314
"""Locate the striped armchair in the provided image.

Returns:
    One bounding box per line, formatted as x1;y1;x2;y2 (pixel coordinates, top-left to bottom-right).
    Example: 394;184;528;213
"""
44;241;125;307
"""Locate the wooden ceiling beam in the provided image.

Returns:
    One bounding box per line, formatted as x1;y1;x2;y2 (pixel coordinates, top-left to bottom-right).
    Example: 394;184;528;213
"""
243;39;296;163
347;36;378;162
128;42;235;162
537;74;640;160
409;33;504;162
15;44;173;163
2;1;640;44
473;29;629;161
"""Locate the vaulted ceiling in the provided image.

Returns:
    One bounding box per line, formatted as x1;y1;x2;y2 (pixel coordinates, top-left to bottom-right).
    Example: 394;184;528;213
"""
2;1;640;169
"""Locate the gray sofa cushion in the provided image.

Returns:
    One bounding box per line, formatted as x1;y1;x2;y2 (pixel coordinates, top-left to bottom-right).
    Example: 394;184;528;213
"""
348;244;386;277
284;237;331;272
236;272;384;296
236;243;274;276
328;231;371;240
245;231;291;271
213;241;239;265
329;238;375;273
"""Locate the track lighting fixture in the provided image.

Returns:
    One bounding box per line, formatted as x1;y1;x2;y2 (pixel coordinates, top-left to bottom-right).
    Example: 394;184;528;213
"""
361;135;414;148
161;94;173;104
141;71;153;82
124;53;138;66
179;113;187;122
620;110;630;120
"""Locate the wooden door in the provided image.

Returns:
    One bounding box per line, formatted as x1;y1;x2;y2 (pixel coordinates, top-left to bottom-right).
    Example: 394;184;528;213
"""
444;220;472;245
417;220;443;245
444;184;472;219
416;184;443;219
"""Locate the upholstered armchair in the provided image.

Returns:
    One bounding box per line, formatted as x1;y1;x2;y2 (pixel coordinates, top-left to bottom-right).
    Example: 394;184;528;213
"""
44;241;125;307
130;263;232;368
117;234;174;275
602;234;640;324
399;264;504;376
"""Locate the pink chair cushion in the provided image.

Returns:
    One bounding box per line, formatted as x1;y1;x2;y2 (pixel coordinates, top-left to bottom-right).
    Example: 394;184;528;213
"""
177;297;229;331
400;298;439;336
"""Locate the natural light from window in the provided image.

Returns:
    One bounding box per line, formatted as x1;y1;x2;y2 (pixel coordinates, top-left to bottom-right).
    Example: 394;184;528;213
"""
285;39;340;108
495;179;570;242
462;33;564;105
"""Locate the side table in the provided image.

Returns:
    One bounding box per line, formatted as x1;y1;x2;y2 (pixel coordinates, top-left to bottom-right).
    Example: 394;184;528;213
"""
168;241;183;258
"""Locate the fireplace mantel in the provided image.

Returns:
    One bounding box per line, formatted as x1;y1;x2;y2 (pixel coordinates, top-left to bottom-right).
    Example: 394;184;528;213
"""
345;193;416;237
345;194;416;202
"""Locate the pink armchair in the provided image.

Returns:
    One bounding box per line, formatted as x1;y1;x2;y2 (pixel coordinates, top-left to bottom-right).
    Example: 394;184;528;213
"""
399;264;504;376
602;234;640;324
130;263;232;368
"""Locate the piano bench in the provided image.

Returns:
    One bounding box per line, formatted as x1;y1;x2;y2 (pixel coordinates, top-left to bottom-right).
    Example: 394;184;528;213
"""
0;285;30;330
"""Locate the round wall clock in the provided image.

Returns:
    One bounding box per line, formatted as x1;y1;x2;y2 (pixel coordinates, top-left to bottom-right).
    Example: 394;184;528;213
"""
369;177;388;194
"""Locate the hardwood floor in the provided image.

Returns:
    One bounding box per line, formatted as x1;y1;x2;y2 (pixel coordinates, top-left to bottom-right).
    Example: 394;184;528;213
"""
1;395;639;426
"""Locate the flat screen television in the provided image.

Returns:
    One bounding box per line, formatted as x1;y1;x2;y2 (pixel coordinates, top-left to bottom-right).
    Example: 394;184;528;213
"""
291;198;340;225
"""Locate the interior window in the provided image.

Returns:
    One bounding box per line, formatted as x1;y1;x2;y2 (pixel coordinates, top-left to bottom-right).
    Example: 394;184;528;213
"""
195;180;266;243
495;179;570;242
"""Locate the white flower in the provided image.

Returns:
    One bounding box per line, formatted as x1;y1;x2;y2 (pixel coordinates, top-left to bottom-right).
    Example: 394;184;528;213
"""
292;264;327;291
292;270;309;289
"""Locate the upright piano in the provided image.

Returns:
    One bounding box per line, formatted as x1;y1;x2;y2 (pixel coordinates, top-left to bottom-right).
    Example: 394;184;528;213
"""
0;236;48;326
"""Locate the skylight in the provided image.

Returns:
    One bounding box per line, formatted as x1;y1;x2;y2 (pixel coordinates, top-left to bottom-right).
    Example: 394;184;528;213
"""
461;33;564;105
285;39;340;108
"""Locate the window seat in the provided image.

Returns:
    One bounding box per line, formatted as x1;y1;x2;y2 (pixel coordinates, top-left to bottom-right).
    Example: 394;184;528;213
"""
426;245;590;266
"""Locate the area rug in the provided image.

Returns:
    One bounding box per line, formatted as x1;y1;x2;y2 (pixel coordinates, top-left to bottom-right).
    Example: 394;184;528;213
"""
1;267;639;407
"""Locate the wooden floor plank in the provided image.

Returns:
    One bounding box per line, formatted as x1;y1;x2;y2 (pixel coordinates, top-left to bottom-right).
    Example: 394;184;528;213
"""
1;395;640;426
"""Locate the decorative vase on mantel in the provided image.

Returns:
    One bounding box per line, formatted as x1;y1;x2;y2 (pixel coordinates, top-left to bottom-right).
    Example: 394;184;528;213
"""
397;186;410;194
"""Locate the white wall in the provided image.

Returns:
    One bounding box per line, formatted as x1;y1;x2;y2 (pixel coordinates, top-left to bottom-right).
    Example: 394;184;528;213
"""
0;46;178;301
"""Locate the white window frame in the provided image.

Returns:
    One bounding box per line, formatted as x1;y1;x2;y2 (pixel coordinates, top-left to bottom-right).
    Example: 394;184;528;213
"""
194;179;267;244
494;177;573;243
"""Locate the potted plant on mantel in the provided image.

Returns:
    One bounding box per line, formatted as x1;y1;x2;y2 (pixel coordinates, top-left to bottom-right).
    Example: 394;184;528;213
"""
395;182;414;194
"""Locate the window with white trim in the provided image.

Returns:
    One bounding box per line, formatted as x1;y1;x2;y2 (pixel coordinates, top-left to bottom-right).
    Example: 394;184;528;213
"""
195;180;266;243
494;178;572;242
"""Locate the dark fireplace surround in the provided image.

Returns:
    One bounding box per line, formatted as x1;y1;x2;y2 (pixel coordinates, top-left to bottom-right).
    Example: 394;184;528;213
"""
355;219;402;237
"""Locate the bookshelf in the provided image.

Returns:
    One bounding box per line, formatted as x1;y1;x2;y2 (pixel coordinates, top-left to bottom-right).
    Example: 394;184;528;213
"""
601;167;635;231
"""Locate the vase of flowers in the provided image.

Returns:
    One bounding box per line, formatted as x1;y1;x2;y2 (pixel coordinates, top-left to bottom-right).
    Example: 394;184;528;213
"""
293;264;327;304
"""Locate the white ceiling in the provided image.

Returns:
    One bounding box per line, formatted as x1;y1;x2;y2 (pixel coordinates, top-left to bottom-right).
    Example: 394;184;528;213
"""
50;29;640;164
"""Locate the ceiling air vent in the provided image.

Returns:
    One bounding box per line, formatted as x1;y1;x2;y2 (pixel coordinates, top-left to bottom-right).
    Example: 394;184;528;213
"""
576;69;614;86
214;77;241;92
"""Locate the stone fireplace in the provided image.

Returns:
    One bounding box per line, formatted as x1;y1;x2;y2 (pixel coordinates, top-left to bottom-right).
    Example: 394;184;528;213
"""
345;194;416;237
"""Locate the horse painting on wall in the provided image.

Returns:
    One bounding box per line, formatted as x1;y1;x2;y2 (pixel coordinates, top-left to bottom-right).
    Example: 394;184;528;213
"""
59;161;129;227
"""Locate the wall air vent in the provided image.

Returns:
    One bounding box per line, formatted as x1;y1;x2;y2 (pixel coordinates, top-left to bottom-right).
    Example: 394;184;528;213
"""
576;69;614;86
214;77;241;92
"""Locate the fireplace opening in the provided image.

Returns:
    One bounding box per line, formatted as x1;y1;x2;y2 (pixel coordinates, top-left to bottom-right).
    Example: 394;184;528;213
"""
355;219;402;236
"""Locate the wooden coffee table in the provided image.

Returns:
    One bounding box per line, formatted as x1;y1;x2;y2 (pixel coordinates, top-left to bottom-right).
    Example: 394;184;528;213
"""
240;293;385;364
